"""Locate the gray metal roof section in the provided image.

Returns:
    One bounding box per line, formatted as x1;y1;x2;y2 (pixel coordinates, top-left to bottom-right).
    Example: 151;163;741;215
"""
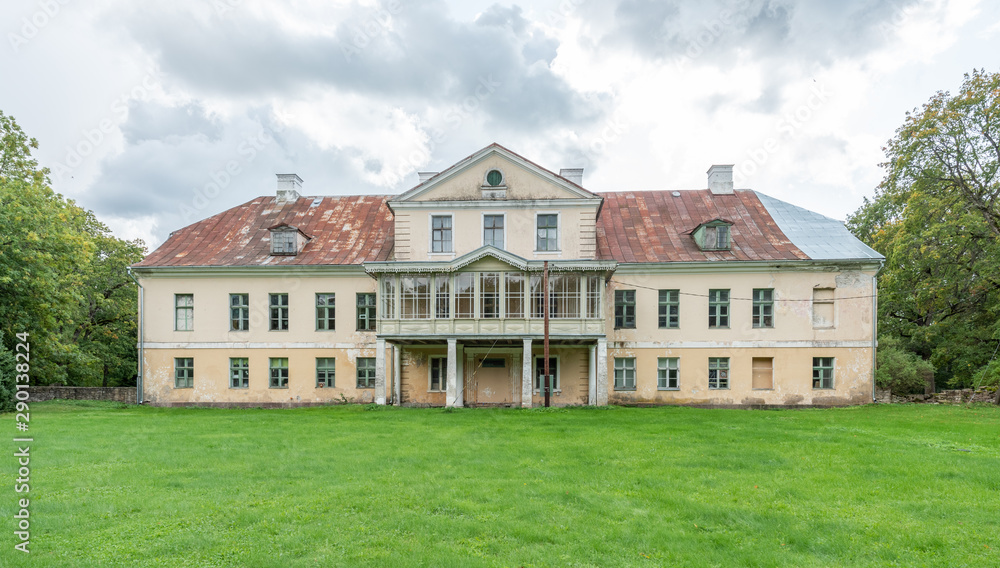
755;192;884;261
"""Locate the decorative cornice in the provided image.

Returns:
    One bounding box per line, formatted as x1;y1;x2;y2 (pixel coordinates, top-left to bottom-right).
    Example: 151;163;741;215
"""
131;265;370;278
364;246;617;274
388;198;601;210
612;259;882;275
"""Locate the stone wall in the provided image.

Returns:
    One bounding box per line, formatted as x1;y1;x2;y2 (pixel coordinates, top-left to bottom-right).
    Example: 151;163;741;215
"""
876;388;997;405
31;386;137;404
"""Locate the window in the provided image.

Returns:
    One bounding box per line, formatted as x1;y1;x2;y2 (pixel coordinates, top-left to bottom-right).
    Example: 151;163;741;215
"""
230;294;249;331
549;274;580;318
316;358;335;388
316;293;335;330
357;293;376;331
401;275;431;319
381;276;396;319
586;276;602;318
435;275;450;319
813;288;835;328
813;357;835;389
175;294;194;331
356;357;376;388
708;289;729;328
484;214;504;248
505;273;524;318
712;225;730;249
270;230;297;255
708;357;729;389
697;223;731;251
269;293;289;331
614;357;636;391
480;272;500;318
658;357;679;390
753;289;774;328
429;357;446;392
658;290;679;329
431;215;453;253
456;273;474;318
174;357;193;388
486;169;503;186
269;358;288;388
481;358;505;368
614;290;636;329
530;274;544;318
534;357;559;392
230;358;249;389
752;357;773;389
536;214;558;251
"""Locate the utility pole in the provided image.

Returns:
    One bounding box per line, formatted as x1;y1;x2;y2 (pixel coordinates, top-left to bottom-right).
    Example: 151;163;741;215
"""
543;261;550;408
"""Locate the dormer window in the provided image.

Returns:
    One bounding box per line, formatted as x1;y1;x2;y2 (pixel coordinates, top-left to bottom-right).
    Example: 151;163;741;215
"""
692;220;732;251
269;224;309;256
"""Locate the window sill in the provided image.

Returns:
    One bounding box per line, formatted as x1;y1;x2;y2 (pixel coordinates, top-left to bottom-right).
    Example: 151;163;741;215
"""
315;329;336;332
229;329;249;333
751;326;774;330
269;386;289;390
229;386;249;390
657;387;680;391
356;386;375;390
708;387;730;390
533;390;562;394
613;327;637;331
173;330;194;333
533;250;562;254
708;326;731;330
268;329;290;332
657;327;681;330
813;387;835;390
173;386;194;389
316;384;335;389
428;252;455;256
614;387;636;392
752;388;774;391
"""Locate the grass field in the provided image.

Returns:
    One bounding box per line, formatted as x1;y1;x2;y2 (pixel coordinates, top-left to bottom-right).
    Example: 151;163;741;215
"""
1;402;999;567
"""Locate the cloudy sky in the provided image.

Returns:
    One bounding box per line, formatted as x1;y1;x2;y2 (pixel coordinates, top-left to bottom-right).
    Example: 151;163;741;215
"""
2;0;998;249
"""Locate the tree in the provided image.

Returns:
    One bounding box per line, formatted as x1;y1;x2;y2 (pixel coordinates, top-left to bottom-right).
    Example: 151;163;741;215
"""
848;69;1000;389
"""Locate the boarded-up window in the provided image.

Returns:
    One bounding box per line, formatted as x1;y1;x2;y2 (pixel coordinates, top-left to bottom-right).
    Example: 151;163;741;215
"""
752;357;773;389
813;288;835;328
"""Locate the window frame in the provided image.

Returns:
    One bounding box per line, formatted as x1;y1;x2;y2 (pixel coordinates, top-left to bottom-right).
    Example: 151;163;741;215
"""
428;356;447;392
614;289;636;329
535;212;560;252
270;230;298;255
269;357;289;389
482;213;506;249
479;272;500;318
752;288;774;328
505;272;524;318
708;289;730;328
357;293;377;331
533;355;560;393
174;357;194;388
229;293;249;331
430;214;454;254
316;357;336;388
174;293;194;331
658;289;679;329
813;357;835;389
400;274;431;320
229;357;249;389
269;293;289;331
708;357;730;389
658;357;680;390
356;357;376;389
812;288;836;329
316;293;336;331
613;357;637;391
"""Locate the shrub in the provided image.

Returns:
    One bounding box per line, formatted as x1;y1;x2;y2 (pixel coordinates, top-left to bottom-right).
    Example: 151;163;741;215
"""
876;339;936;395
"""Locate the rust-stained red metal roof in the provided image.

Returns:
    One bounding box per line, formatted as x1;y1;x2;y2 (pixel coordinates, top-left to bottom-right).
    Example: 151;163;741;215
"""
595;190;808;262
136;195;394;267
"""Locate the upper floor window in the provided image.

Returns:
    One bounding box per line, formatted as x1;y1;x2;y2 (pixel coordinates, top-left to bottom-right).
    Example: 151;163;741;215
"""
505;273;524;318
431;215;453;253
175;294;194;331
693;221;732;251
480;272;500;318
401;275;431;319
269;293;289;331
357;293;377;331
456;273;475;319
708;289;729;328
752;289;774;328
658;289;679;329
270;228;298;255
813;288;835;328
485;169;504;186
435;276;450;319
614;290;636;329
230;293;249;331
484;214;504;248
316;293;335;330
536;214;559;251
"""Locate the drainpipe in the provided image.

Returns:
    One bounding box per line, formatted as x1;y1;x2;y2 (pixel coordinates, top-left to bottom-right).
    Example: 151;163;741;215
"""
126;267;144;404
871;262;882;403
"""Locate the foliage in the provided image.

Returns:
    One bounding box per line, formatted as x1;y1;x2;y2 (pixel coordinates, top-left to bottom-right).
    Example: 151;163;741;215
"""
0;341;15;413
3;403;999;566
875;337;936;394
0;110;144;408
848;69;1000;388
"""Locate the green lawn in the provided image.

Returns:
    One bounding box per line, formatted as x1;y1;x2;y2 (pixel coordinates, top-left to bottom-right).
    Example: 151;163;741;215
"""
2;402;999;567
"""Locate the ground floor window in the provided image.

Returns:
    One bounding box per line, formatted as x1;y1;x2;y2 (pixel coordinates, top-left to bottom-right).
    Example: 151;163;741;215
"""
357;357;376;388
708;357;729;389
614;357;636;390
658;357;679;390
174;357;194;388
813;357;835;389
429;357;446;392
316;357;336;388
230;357;249;388
269;358;289;388
534;356;559;392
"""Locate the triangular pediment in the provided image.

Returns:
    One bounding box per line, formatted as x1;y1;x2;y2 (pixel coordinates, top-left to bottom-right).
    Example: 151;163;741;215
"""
391;144;599;204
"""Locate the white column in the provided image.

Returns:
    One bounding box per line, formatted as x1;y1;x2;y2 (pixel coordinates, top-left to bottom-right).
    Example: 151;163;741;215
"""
596;338;608;405
393;344;402;406
521;338;533;408
457;344;466;407
446;338;458;407
588;344;597;405
375;338;387;405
